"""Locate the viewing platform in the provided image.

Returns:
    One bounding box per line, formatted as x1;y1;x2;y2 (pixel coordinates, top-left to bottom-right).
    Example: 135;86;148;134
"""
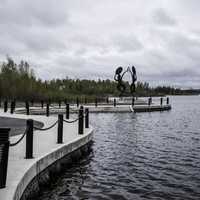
0;96;171;200
14;97;172;115
0;109;93;200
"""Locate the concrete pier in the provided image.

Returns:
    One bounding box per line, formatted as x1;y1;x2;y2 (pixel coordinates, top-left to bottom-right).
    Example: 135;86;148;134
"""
0;111;93;200
15;104;172;115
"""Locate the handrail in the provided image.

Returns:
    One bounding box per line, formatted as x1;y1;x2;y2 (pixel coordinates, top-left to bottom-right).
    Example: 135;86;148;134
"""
63;118;79;123
33;121;58;131
10;128;28;147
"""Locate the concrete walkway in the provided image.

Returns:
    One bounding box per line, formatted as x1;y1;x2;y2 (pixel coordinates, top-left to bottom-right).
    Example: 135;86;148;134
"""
0;117;43;136
0;110;93;200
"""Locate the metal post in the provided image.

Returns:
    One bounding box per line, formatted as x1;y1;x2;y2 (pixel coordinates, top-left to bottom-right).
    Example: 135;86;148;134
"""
57;114;63;144
25;101;29;115
76;98;79;107
85;108;89;128
4;101;8;113
160;97;163;106
166;97;169;105
106;97;109;104
148;98;151;106
26;119;34;159
78;106;84;135
13;100;16;112
10;101;14;114
114;98;116;107
41;100;44;109
58;100;61;108
46;103;49;117
132;97;135;107
95;98;98;107
0;128;10;188
66;104;70;119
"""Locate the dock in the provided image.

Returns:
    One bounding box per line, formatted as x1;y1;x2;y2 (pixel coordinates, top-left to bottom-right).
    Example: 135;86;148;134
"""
15;104;172;115
0;97;171;200
0;109;93;200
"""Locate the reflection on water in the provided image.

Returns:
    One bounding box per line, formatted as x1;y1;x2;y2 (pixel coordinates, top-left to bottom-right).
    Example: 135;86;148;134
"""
37;96;200;200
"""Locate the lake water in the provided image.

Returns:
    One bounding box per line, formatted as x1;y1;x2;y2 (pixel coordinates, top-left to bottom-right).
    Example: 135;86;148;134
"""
37;96;200;200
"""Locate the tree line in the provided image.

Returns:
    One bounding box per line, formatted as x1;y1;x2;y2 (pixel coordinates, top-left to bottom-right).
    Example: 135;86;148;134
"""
0;57;190;102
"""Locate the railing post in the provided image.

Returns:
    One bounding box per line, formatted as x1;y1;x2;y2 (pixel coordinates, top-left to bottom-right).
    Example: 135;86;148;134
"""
114;98;116;107
66;103;70;119
41;100;44;109
25;101;29;115
78;106;84;135
4;101;8;113
13;100;16;112
85;108;89;128
64;98;68;105
106;97;109;104
0;128;10;188
76;97;79;107
58;100;61;108
57;114;63;144
46;103;49;117
132;97;135;107
148;97;151;106
166;97;169;105
10;101;14;114
26;119;34;159
95;98;98;107
160;97;163;106
84;97;87;105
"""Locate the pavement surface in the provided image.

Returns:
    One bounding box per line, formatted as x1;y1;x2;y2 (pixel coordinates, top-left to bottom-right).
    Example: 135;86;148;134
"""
0;117;43;136
0;110;93;200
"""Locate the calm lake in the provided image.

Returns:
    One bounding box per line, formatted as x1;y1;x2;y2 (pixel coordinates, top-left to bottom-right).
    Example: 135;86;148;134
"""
37;96;200;200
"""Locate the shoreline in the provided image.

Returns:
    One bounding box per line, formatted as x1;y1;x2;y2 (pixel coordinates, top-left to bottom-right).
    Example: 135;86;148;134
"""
0;111;93;200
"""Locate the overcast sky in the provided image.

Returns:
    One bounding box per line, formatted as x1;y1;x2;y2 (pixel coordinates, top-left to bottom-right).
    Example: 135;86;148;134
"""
0;0;200;88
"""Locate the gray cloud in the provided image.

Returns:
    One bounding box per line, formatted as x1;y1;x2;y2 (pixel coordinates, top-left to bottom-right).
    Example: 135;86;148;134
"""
113;35;143;53
0;0;200;88
0;0;68;27
153;8;176;26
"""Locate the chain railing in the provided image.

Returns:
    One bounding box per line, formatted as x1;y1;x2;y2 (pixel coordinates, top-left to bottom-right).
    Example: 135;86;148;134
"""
63;118;79;123
9;128;28;147
1;97;170;116
0;106;89;188
33;120;58;131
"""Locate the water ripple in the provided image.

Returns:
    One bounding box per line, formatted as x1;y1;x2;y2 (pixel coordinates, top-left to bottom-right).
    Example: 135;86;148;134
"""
37;96;200;200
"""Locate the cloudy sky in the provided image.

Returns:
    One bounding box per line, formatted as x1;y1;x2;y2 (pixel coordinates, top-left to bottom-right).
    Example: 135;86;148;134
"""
0;0;200;88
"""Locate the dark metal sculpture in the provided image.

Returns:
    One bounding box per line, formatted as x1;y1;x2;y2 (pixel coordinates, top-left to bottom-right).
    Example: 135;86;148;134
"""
114;66;137;96
129;66;137;94
114;67;126;95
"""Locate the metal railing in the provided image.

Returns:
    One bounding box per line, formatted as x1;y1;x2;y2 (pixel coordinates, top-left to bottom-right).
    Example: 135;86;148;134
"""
0;106;89;188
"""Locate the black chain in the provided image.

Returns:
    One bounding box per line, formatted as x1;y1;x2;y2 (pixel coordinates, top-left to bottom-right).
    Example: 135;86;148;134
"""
10;128;28;147
34;120;58;131
63;118;80;123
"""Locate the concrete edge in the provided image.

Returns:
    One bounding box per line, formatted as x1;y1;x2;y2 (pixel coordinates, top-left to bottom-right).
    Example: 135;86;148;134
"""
14;104;172;114
12;129;93;200
134;105;172;112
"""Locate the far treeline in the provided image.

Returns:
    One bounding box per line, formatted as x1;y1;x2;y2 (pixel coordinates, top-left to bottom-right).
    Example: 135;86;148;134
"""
0;58;198;102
